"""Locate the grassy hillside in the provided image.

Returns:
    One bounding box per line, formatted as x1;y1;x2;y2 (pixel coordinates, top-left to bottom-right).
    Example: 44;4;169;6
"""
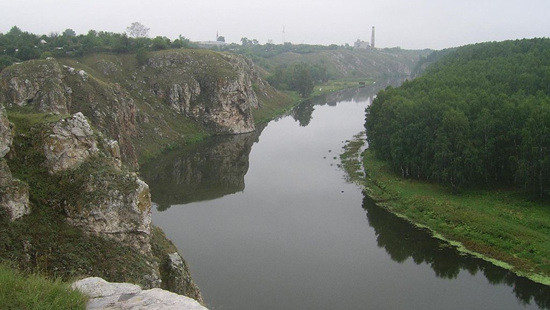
229;43;430;80
261;48;429;80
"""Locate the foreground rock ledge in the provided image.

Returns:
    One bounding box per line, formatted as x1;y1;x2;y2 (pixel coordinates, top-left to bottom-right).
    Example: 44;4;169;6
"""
73;277;208;310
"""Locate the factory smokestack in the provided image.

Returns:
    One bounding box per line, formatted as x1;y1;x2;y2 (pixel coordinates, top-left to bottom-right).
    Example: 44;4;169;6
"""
371;26;375;48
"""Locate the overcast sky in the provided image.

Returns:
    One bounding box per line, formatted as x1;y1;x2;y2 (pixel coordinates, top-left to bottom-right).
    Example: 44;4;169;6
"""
1;0;549;50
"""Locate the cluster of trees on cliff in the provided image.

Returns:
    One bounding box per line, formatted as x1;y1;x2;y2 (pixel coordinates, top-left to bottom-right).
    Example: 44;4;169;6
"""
365;38;550;198
0;25;333;97
0;25;342;70
0;25;194;70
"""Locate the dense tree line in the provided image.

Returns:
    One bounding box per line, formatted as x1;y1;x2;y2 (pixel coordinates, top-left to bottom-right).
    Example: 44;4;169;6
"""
365;38;550;198
0;26;334;97
0;25;195;71
266;62;328;97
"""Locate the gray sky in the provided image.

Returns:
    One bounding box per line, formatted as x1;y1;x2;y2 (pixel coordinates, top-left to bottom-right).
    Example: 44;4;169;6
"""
1;0;549;50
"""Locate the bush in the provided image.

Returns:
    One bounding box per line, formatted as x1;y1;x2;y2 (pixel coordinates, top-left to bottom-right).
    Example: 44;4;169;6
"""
40;51;54;59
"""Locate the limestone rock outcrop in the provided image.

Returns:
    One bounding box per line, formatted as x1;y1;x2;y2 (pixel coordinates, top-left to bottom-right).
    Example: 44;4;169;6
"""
0;50;270;302
166;80;201;115
0;174;30;222
0;104;30;221
64;173;154;256
0;59;71;114
0;103;13;157
43;112;99;174
0;59;139;168
0;53;270;168
146;51;261;134
72;277;208;310
39;112;200;296
160;252;204;305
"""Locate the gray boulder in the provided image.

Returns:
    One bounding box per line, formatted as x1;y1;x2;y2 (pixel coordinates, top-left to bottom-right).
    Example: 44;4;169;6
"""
72;277;208;310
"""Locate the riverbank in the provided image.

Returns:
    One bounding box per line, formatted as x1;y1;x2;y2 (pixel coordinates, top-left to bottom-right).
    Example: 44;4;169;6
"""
340;132;550;286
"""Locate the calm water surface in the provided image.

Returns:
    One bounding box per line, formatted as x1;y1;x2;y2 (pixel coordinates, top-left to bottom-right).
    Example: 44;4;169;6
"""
142;84;550;310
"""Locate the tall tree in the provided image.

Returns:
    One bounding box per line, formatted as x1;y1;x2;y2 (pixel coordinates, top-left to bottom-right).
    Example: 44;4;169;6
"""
291;63;314;98
126;22;149;38
63;28;76;37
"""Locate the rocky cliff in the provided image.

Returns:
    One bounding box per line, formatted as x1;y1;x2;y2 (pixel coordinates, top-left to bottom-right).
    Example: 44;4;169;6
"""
0;108;202;304
145;51;261;134
0;58;140;168
0;50;275;169
0;49;278;307
0;104;30;222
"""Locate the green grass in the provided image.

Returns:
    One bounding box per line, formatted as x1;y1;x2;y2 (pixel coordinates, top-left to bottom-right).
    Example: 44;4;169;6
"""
310;79;374;98
310;80;357;97
6;106;69;132
0;263;88;310
340;134;550;285
252;89;298;125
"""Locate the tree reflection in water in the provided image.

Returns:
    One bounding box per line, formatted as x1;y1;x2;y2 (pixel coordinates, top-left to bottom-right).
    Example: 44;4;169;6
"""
362;193;550;309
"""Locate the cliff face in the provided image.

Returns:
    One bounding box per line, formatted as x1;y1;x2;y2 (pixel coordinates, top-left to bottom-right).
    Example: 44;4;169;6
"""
0;108;203;303
145;51;259;134
0;104;30;222
0;49;273;305
0;59;140;168
0;50;271;168
0;60;71;114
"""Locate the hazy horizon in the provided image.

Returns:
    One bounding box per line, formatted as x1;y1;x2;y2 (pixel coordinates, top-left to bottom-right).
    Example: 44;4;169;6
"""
1;0;549;50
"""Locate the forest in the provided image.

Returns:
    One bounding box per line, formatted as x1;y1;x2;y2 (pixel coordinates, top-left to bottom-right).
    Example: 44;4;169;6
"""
365;38;550;198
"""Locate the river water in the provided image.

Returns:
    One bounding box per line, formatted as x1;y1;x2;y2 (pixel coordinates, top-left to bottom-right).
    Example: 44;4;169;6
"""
141;83;550;310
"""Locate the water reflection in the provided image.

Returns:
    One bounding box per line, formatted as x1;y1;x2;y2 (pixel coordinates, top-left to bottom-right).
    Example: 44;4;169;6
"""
140;132;259;210
362;193;550;309
291;80;399;127
141;84;389;209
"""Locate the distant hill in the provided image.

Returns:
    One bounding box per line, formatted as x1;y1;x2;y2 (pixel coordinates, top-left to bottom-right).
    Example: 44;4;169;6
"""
230;44;431;80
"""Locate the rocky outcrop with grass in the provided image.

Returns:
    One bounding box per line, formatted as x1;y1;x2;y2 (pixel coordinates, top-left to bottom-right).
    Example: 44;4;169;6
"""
42;112;99;174
0;51;273;168
0;103;30;222
143;51;261;134
0;49;275;306
0;58;140;168
39;112;151;255
0;109;203;303
0;59;71;114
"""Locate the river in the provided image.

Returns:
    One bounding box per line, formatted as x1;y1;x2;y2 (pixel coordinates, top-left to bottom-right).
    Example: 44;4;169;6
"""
141;83;550;310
